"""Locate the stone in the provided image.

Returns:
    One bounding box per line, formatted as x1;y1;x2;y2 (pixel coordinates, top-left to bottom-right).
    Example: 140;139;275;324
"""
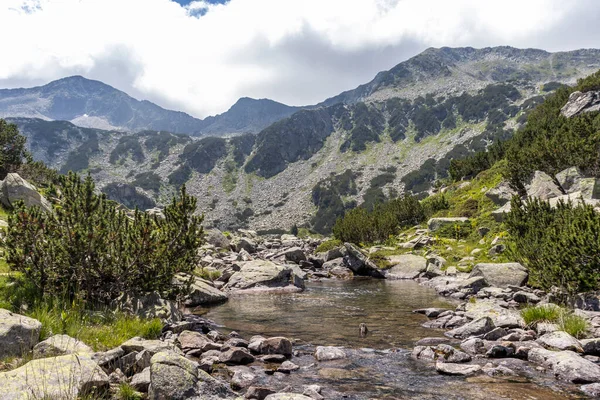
435;362;482;376
115;291;182;322
537;331;584;352
492;202;511;222
231;368;257;389
556;166;584;193
0;308;42;358
485;181;517;206
460;338;485;355
234;237;257;253
580;383;600;397
0;173;52;212
246;386;276;400
219;347;255;365
121;337;182;356
260;337;293;356
413;308;450;318
205;229;230;249
525;171;563;200
530;348;600;383
148;351;200;400
109;368;127;384
259;354;287;363
92;347;125;372
314;346;346;361
560;90;600;118
512;291;541;304
343;243;385;278
177;330;214;353
486;344;515;358
33;334;92;359
224;260;302;292
277;360;300;373
180;274;228;306
283;247;307;263
482;327;508;341
445;317;495;339
385;254;427;279
582;338;600;356
265;394;313;400
415;337;451;346
131;367;151;392
303;385;324;400
427;217;470;232
469;263;528;288
0;353;109;400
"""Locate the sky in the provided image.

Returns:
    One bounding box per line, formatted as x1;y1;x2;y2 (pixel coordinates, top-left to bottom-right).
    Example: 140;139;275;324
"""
1;0;599;118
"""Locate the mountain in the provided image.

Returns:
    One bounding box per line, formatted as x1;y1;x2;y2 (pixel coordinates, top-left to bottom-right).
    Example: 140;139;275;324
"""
9;46;600;233
0;76;298;135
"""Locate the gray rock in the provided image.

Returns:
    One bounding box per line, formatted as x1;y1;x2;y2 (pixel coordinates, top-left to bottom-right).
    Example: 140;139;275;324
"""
234;237;257;253
219;347;255;365
485;181;517;206
32;334;92;359
560;90;600;118
277;360;300;373
492;202;511;222
525;171;563;200
537;331;584;352
181;274;228;306
246;386;276;400
427;217;470;232
131;367;151;392
413;308;450;318
0;308;42;358
314;346;346;361
265;394;313;400
580;382;600;397
460;338;485;355
121;337;182;356
283;247;307;263
385;254;427;279
435;362;482;376
415;337;451;346
224;260;302;292
582;338;600;356
231;368;257;389
556;166;584;193
0;173;52;212
469;263;528;288
259;337;292;356
302;385;324;400
512;291;540;304
482;327;508;341
149;351;199;400
445;317;495;339
529;348;600;383
205;229;230;249
114;291;182;322
0;353;109;400
343;243;385;278
177;330;215;353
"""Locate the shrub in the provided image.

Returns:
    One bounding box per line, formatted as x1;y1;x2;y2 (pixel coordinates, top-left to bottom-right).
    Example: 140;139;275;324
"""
435;221;473;240
505;197;600;295
6;172;204;304
110;135;145;165
0;119;29;180
315;239;342;253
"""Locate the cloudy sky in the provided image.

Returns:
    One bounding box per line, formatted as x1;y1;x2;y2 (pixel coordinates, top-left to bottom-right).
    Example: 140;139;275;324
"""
1;0;599;118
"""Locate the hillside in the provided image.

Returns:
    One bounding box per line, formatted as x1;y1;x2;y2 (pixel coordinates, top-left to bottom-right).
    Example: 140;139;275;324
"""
8;46;600;233
0;76;298;136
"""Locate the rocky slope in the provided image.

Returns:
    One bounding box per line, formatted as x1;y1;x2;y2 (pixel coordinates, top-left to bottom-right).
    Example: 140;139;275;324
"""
0;76;298;135
8;46;600;232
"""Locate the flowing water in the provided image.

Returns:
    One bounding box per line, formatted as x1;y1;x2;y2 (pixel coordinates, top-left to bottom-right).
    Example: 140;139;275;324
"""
200;279;586;399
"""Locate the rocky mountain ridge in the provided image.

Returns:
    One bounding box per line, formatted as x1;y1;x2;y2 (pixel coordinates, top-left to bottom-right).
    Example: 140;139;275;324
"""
7;46;600;232
0;76;299;136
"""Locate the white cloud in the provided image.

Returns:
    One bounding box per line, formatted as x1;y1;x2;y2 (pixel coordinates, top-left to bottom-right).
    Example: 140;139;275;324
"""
0;0;598;117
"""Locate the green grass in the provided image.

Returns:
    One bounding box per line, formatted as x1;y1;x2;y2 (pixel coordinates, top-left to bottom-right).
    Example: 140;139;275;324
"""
118;383;143;400
521;305;590;339
315;239;343;253
194;267;222;282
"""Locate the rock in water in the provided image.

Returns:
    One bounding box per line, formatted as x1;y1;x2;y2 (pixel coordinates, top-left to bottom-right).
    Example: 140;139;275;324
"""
224;260;303;292
314;346;346;361
0;353;109;399
445;317;495;339
0;308;42;358
385;254;427;279
435;362;482;376
469;263;528;288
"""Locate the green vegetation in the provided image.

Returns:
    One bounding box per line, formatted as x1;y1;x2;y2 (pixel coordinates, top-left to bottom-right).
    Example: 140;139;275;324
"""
311;170;359;234
179;137;227;174
7;172;203;303
132;171;162;192
142;131;190;163
315;239;342;253
521;305;589;338
110;135;145;165
340;103;385;152
168;164;192;187
0;119;29;179
505;197;600;295
102;182;156;210
230;134;255;166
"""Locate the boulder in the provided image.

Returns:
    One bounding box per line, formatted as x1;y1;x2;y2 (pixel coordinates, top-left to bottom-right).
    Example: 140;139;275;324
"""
385;254;427;280
0;173;52;212
219;347;255;365
224;260;302;292
556;166;584;193
469;263;528;288
277;360;300;373
0;353;109;400
177;330;216;353
148;351;199;400
205;229;230;249
492;202;511;222
582;338;600;356
33;334;92;359
114;291;182;322
246;386;276;400
121;337;183;356
435;362;481;376
525;171;563;200
560;90;600;118
314;346;346;361
265;394;313;400
581;383;600;397
230;368;257;389
259;337;292;357
282;247;307;263
537;331;583;352
343;243;385;278
485;181;517;206
529;348;600;383
180;274;228;306
234;237;257;253
0;308;42;358
427;217;470;232
445;317;495;339
131;367;151;392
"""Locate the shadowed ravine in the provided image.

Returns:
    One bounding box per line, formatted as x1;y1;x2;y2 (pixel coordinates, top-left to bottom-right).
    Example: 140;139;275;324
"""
200;280;582;399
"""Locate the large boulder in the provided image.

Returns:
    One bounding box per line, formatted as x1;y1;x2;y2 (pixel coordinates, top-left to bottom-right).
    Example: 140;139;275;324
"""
0;308;42;358
491;202;511;222
560;90;600;118
427;217;470;232
224;260;303;292
343;243;385;278
529;348;600;383
537;331;583;352
0;353;109;399
233;237;257;253
149;351;199;400
556;167;584;193
485;181;517;206
435;362;481;376
0;173;52;212
282;247;307;263
445;317;495;339
314;346;346;361
385;254;427;279
205;229;230;249
121;337;183;356
469;263;528;288
180;274;228;306
525;171;563;200
33;334;92;359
